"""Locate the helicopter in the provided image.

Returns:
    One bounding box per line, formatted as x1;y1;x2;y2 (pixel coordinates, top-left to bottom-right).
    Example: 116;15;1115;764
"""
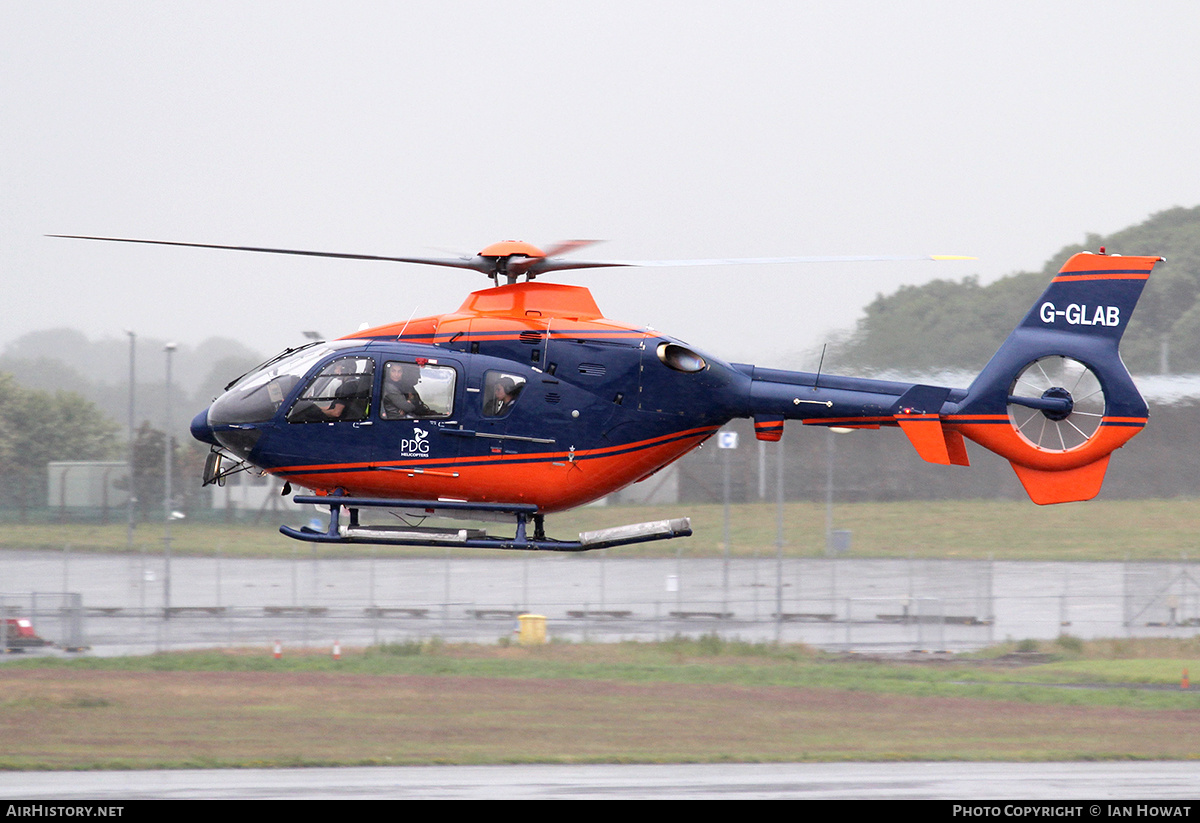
54;235;1165;551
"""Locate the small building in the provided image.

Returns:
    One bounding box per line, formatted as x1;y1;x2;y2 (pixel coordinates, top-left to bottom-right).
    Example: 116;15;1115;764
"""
46;461;129;510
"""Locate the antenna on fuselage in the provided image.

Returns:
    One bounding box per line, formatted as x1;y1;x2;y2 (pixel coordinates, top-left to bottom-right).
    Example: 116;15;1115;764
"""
396;306;419;341
814;344;827;390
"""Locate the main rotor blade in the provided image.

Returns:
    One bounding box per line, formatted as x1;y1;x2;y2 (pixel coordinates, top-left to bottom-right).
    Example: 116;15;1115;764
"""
533;254;975;273
539;239;605;258
47;235;488;272
51;235;974;278
583;254;974;267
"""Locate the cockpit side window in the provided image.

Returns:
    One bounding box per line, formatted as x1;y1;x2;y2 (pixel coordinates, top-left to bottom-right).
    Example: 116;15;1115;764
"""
208;340;362;426
381;360;456;419
482;371;526;418
287;356;374;423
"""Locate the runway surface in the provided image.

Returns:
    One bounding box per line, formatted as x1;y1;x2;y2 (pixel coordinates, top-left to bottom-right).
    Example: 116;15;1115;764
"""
0;762;1197;800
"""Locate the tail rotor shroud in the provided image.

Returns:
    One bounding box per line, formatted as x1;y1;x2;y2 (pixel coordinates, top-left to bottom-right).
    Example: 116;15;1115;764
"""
1007;356;1106;453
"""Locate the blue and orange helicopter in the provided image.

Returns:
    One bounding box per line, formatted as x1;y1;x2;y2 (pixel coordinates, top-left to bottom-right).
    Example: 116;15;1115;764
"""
55;235;1165;551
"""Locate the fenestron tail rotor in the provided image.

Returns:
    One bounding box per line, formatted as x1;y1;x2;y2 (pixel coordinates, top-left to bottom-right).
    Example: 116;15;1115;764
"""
1006;356;1106;452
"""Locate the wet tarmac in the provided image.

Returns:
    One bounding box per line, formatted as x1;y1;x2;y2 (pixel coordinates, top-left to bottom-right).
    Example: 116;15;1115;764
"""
0;761;1196;800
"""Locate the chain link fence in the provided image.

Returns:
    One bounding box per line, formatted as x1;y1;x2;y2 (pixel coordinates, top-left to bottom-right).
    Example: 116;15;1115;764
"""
7;552;1195;656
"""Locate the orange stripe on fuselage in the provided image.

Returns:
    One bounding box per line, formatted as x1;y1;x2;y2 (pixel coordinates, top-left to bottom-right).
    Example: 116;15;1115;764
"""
274;425;719;475
272;426;718;512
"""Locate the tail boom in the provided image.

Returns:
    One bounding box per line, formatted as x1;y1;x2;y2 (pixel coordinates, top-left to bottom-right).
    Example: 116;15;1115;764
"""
740;250;1162;506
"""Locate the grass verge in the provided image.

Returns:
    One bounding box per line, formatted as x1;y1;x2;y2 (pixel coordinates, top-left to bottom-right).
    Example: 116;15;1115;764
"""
1;637;1197;769
8;497;1200;560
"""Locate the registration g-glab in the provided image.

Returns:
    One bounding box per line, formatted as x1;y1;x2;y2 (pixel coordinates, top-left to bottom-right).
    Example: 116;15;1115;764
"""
1040;302;1121;327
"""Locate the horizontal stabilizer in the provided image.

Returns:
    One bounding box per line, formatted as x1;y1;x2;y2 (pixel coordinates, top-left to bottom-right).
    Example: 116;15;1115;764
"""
896;415;971;466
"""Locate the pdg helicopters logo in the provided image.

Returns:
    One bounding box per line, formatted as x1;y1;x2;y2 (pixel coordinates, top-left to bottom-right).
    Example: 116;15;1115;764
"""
401;427;430;458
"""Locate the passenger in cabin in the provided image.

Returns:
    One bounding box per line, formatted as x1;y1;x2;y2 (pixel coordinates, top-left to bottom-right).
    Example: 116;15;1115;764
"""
382;361;433;418
484;375;521;418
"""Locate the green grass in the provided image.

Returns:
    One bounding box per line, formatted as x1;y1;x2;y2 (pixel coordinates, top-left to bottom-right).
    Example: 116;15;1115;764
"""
7;497;1200;560
8;636;1200;706
2;638;1198;769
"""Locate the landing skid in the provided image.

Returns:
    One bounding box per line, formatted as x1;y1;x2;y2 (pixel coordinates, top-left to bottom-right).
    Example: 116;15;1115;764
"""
281;495;692;552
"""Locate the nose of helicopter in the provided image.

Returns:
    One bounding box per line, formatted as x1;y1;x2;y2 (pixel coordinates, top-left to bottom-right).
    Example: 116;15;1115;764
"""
190;408;220;447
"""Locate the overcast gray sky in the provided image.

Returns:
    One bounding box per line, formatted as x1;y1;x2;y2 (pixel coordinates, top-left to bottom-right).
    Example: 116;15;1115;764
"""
4;1;1199;369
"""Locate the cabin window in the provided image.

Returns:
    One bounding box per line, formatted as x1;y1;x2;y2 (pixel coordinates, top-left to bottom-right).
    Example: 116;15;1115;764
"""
381;360;456;419
482;371;526;418
286;356;374;423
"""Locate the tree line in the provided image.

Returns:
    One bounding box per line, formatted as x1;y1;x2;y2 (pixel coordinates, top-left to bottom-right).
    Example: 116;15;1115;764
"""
0;373;206;519
0;332;264;518
830;205;1200;375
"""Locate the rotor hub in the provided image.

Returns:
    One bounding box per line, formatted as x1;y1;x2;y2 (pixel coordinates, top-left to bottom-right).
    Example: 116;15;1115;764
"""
1039;386;1074;421
476;241;547;284
477;240;546;259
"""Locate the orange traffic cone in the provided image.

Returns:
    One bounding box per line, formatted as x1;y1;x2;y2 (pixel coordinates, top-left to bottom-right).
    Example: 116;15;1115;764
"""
1182;668;1190;690
333;639;342;661
273;639;282;660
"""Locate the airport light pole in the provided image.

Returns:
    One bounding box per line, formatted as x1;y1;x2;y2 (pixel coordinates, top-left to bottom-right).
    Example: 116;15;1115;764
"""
126;330;142;614
825;428;834;546
718;430;738;618
125;330;135;552
163;342;177;619
825;427;854;555
775;436;785;641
